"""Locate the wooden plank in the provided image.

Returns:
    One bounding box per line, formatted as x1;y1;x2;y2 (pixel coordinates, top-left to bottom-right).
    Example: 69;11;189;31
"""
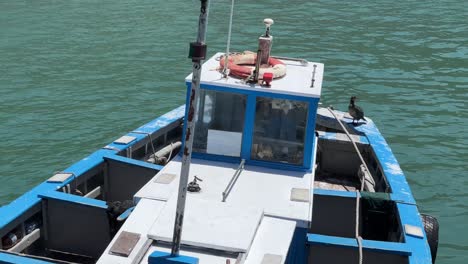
84;186;101;199
9;229;40;253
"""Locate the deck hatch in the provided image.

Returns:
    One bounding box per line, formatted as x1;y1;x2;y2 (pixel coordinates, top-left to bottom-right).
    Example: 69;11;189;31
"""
404;224;424;238
114;135;137;145
261;254;283;264
148;197;263;252
109;231;141;257
154;173;177;184
290;188;310;203
47;172;74;183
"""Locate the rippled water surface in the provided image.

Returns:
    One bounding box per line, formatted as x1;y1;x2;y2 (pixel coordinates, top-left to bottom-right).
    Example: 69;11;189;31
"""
1;0;467;262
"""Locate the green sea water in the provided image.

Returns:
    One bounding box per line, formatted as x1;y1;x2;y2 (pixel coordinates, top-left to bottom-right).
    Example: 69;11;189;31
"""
0;0;467;262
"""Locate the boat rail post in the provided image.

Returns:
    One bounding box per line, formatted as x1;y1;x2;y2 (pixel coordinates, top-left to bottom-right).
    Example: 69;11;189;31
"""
170;0;209;257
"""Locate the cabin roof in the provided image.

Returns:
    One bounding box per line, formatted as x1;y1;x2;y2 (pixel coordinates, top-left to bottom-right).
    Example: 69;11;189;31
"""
185;52;324;98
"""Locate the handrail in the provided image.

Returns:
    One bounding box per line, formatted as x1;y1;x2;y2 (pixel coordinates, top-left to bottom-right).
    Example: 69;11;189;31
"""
222;159;245;202
271;56;308;66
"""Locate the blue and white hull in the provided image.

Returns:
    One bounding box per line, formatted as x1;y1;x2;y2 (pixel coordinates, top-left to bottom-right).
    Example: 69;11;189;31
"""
0;105;434;264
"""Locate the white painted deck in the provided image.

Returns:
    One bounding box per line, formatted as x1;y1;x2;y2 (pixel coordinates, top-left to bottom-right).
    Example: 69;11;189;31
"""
97;155;315;264
244;217;297;264
148;197;264;252
97;199;166;264
137;156;314;224
186;52;324;98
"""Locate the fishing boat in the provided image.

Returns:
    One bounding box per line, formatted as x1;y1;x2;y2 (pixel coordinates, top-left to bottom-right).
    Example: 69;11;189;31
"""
0;1;438;263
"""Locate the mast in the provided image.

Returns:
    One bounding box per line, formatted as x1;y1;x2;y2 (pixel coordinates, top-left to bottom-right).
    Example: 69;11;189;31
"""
170;0;209;256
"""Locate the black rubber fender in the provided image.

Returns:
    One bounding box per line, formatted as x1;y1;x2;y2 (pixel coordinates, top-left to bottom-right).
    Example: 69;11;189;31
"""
421;213;439;263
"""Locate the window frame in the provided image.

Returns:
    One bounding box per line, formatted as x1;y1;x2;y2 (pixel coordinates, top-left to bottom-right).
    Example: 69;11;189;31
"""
185;83;318;171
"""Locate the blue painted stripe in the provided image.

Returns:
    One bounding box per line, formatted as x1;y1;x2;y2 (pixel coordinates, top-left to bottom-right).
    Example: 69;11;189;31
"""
116;206;135;221
186;81;320;100
191;81;320;100
39;191;107;209
149;250;199;264
0;252;53;263
303;99;319;169
359;135;369;144
105;105;185;152
307;234;412;256
104;154;164;171
353;120;415;204
397;203;432;263
240;94;256;159
313;188;358;198
60;149;110;180
133;105;185;134
308;233;357;248
318;131;370;145
191;152;241;164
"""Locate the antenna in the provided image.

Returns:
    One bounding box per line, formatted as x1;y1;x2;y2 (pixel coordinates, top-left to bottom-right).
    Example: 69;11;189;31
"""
222;0;236;78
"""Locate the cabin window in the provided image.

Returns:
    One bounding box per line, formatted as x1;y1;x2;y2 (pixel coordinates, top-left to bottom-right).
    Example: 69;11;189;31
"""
193;90;246;156
251;97;308;165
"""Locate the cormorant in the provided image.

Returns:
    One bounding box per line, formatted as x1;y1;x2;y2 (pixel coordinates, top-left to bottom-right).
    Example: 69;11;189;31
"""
348;96;367;124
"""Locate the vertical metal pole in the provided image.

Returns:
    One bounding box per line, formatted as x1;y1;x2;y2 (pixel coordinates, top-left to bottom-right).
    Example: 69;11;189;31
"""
253;49;262;82
222;0;235;77
171;0;209;256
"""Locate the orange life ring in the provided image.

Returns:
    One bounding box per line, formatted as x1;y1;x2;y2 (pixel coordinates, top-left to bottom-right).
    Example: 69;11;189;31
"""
219;52;286;79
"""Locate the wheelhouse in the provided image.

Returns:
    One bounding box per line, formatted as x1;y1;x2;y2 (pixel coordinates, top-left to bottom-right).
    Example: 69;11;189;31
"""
185;52;324;171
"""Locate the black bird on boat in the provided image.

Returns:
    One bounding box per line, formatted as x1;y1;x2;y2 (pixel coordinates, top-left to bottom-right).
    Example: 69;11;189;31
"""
348;96;367;124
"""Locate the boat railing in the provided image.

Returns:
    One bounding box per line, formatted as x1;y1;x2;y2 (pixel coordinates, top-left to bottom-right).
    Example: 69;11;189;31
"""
222;159;245;202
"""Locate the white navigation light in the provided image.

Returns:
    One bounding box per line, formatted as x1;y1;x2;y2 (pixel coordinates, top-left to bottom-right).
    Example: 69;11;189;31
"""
264;18;274;27
263;18;274;37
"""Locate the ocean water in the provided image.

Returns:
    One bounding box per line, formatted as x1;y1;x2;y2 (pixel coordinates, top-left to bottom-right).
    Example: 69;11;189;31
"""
0;0;466;262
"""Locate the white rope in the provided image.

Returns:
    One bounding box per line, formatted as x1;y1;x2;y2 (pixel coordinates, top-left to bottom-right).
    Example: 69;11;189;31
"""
355;191;363;264
167;142;174;163
223;0;235;77
326;107;375;191
328;106;365;263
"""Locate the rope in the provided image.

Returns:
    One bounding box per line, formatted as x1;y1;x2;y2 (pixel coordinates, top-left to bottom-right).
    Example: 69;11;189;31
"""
167;142;174;163
326;107;375;192
355;191;363;264
222;0;235;78
132;131;157;161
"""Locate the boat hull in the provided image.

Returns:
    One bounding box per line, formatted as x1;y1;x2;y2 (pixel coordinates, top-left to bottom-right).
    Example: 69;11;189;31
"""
0;106;433;264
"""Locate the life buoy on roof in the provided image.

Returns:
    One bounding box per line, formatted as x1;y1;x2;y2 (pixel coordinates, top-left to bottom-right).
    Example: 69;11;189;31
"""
219;51;286;79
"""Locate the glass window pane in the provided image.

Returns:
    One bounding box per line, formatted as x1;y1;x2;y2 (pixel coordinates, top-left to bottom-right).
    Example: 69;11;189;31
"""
194;90;246;157
251;97;308;165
